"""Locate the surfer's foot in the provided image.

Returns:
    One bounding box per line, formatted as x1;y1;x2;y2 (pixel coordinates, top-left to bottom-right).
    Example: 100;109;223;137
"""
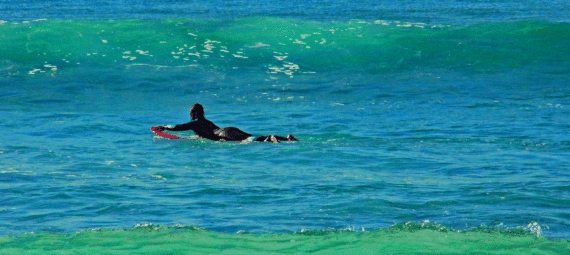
270;135;280;143
286;135;298;141
264;135;280;143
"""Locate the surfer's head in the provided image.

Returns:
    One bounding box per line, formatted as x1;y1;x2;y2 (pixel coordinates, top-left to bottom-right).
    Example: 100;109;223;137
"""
190;103;205;120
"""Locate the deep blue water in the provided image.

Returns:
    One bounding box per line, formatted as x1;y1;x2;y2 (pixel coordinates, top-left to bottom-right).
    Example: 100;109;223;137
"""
1;0;570;241
2;0;570;24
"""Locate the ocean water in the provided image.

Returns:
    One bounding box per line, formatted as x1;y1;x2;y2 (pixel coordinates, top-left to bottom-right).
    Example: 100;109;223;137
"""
1;0;570;253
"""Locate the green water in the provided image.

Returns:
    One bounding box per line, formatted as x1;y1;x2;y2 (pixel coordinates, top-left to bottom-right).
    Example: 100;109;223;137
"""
2;18;569;78
1;224;569;254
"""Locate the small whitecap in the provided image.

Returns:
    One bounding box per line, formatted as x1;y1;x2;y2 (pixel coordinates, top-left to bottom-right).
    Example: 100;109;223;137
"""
274;56;288;61
136;50;149;55
293;39;305;45
248;42;270;48
28;69;41;75
152;175;166;180
283;64;299;70
374;20;390;26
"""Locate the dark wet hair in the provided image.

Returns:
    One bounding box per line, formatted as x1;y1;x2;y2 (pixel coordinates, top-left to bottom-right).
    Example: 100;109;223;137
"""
190;103;204;120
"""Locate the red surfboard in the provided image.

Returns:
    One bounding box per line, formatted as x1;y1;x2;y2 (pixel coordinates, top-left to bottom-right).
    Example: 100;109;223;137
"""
151;127;181;139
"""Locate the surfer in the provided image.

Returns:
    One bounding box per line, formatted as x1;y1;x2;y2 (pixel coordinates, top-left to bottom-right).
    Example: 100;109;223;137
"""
155;103;298;143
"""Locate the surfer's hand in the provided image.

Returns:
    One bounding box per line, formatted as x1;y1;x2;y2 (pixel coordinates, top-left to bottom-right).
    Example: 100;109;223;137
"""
156;126;166;131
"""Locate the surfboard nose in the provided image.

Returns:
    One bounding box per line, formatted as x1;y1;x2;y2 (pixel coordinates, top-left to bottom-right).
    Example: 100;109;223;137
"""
151;126;181;139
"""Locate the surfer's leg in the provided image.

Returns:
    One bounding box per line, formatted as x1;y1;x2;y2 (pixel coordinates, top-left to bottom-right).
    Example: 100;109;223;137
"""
266;136;280;143
254;135;298;143
286;135;298;141
269;135;298;141
271;135;287;141
253;136;279;143
254;136;269;142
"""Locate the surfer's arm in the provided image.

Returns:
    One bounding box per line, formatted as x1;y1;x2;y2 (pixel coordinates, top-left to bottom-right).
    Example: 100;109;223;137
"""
164;123;193;132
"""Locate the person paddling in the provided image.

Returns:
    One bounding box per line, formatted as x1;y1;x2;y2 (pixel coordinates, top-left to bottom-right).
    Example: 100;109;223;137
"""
155;103;298;143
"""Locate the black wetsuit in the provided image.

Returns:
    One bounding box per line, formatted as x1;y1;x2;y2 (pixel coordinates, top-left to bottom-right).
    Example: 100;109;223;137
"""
167;118;254;141
167;118;222;141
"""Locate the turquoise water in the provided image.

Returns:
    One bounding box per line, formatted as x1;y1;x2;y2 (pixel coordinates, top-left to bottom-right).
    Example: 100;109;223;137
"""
1;1;570;253
1;224;569;254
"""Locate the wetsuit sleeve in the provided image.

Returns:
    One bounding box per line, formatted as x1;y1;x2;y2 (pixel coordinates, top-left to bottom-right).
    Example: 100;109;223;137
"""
166;121;196;131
